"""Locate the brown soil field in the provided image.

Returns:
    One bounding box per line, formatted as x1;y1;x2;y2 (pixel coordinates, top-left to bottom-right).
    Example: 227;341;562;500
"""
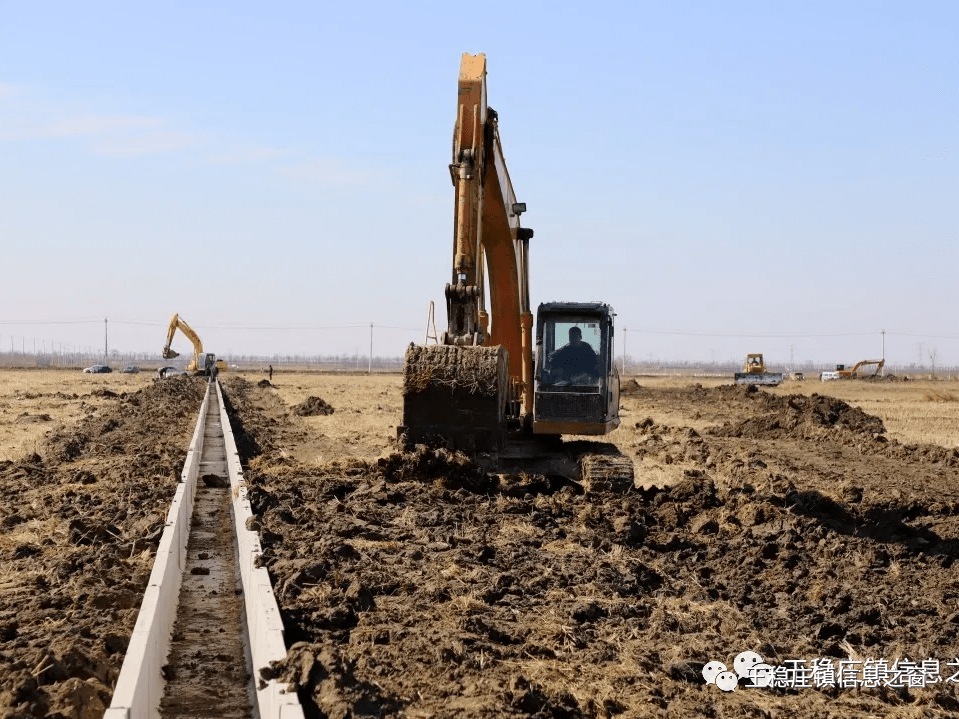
3;369;959;717
0;370;206;717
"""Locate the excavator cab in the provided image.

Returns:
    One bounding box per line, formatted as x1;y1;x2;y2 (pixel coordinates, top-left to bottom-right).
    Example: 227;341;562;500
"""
533;302;620;435
197;353;217;375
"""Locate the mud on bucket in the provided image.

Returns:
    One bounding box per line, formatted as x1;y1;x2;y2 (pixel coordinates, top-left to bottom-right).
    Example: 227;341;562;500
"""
400;344;509;453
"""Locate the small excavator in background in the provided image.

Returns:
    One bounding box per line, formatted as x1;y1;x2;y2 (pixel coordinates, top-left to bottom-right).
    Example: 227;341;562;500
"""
836;359;885;379
399;53;631;488
161;313;227;377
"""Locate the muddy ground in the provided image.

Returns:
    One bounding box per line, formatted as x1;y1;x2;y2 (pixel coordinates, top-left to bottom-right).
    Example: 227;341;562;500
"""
0;376;206;718
4;372;959;717
219;377;959;718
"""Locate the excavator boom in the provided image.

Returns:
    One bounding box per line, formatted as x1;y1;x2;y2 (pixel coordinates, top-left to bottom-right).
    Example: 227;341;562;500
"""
445;53;534;415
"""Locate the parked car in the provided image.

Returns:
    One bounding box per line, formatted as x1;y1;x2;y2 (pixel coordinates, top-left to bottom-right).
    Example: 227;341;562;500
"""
157;366;186;378
820;371;841;382
121;365;141;374
83;365;112;374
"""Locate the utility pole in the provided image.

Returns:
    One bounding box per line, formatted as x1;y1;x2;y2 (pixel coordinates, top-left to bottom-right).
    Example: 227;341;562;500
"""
918;342;924;370
369;322;373;375
104;318;109;362
790;344;795;366
881;329;885;376
622;328;627;375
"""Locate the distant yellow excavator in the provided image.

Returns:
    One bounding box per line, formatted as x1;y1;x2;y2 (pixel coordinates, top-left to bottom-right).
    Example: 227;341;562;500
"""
836;359;885;379
161;313;227;376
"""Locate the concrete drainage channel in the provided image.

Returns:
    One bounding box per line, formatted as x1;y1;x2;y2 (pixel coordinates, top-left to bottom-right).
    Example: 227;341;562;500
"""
105;381;304;719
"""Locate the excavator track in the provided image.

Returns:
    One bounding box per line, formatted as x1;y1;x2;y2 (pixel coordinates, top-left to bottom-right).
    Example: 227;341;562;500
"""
105;381;303;719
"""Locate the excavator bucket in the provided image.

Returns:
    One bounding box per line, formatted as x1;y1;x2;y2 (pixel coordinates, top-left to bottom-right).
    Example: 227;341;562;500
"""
162;348;180;360
399;344;509;453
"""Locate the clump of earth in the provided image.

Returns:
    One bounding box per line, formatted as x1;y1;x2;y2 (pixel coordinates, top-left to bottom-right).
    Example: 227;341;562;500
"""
293;396;334;417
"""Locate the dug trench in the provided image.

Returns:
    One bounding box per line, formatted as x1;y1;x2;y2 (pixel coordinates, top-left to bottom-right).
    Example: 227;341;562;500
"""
220;377;959;718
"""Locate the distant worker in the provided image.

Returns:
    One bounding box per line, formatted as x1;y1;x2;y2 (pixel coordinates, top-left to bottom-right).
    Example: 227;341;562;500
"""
549;326;598;382
269;364;273;382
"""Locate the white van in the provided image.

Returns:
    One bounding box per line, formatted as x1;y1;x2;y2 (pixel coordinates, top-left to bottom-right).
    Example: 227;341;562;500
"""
820;371;841;382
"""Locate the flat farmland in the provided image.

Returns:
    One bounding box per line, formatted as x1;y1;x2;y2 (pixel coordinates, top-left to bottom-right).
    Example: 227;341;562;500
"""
3;368;959;717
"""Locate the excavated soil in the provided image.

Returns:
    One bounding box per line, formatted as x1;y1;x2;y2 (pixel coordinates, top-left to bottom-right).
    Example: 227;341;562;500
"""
218;378;959;718
0;376;207;718
5;374;959;718
294;396;335;417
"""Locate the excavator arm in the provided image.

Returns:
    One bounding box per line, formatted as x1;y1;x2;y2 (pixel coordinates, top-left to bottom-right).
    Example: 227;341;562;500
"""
162;313;204;372
446;52;534;416
401;53;536;451
848;359;885;377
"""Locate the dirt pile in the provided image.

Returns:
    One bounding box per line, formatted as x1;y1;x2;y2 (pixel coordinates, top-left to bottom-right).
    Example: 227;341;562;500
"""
621;378;642;393
0;376;207;717
710;391;886;441
293;396;335;417
223;382;959;717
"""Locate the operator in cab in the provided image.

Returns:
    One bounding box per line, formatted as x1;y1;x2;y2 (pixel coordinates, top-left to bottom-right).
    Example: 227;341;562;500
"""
548;326;598;383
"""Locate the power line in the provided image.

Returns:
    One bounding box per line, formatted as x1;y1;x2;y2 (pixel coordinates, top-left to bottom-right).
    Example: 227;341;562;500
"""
623;328;959;340
0;319;103;325
624;329;878;338
0;319;422;331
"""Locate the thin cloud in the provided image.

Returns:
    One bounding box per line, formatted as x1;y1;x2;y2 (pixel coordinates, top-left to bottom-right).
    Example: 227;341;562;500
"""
207;146;288;164
277;158;380;186
0;81;372;179
44;114;162;138
0;82;26;98
92;130;201;157
0;83;169;148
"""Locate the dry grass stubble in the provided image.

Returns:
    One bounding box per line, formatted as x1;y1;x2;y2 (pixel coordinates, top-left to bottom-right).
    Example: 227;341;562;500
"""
0;369;153;461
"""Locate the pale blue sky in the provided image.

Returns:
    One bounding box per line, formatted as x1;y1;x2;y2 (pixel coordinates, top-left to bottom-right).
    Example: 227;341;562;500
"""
1;2;956;366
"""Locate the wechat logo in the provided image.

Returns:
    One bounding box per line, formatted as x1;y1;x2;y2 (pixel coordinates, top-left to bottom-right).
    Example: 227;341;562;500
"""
703;651;775;691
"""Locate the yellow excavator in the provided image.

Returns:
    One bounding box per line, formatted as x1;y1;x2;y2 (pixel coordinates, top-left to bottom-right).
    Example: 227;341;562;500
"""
161;313;227;376
836;359;885;379
399;53;631;488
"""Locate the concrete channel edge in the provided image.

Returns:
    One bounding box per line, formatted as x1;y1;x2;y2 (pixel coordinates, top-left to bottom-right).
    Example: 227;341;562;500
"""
104;381;304;719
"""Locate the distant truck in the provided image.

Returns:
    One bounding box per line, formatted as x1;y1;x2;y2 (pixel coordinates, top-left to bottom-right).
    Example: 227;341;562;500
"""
734;353;783;386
